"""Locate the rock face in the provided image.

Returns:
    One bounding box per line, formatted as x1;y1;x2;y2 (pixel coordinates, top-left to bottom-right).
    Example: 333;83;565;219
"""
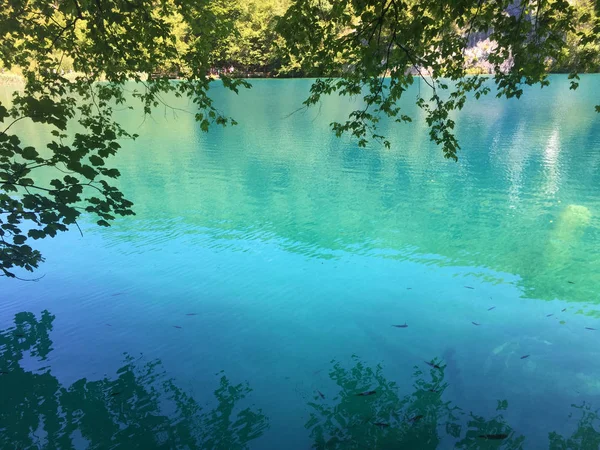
464;39;515;74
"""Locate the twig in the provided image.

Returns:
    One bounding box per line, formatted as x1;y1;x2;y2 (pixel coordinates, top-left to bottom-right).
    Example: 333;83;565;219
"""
282;105;308;119
1;117;26;137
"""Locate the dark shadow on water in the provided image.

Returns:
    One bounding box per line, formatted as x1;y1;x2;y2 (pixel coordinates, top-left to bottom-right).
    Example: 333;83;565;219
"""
549;402;600;450
0;311;269;449
305;355;600;450
1;312;600;449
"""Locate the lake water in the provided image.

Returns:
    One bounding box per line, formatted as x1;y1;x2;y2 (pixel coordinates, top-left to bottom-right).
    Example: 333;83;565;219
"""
1;76;600;449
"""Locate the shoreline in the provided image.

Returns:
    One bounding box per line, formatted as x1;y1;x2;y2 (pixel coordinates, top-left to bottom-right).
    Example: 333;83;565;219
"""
2;72;599;87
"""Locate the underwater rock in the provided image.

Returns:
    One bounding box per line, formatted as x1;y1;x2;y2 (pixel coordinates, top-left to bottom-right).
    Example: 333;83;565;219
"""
545;204;591;267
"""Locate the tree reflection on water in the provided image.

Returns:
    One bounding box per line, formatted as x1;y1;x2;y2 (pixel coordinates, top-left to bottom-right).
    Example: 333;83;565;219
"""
1;312;599;449
305;355;600;450
0;311;269;449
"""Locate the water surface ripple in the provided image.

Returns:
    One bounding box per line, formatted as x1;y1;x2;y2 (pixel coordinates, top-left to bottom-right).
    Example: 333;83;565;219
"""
1;76;600;449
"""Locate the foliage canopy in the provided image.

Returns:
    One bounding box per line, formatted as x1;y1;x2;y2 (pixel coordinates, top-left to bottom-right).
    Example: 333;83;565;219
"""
277;0;600;154
0;0;248;277
0;0;599;277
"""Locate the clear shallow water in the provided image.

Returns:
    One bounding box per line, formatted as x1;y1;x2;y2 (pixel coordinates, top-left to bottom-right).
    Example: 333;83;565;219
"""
1;76;600;449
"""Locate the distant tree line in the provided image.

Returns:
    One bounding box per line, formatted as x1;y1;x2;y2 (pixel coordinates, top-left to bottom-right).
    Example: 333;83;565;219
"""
213;0;600;77
4;0;597;80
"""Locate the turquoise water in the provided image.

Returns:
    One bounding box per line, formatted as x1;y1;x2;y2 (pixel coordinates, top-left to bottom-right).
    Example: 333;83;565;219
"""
1;75;600;449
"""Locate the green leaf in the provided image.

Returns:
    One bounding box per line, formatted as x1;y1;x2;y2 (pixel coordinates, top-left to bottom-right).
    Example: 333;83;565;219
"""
79;165;98;180
21;147;39;160
28;229;46;239
102;168;120;178
89;155;104;166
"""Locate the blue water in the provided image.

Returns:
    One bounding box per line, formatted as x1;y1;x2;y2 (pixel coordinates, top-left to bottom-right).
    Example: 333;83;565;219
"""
1;76;600;449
